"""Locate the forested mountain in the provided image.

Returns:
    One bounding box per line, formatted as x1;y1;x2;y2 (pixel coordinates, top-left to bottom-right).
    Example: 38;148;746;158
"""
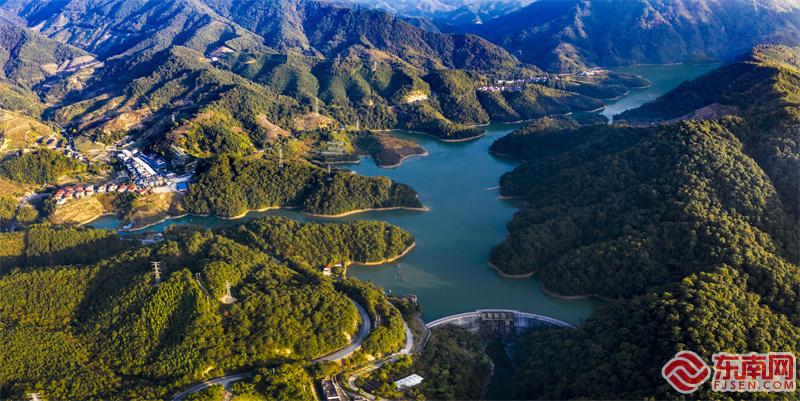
223;216;415;268
0;0;553;146
0;19;93;115
0;0;669;153
619;44;800;217
513;267;800;400
0;20;91;87
0;0;522;72
326;0;533;23
0;220;413;400
466;0;800;72
492;45;800;399
0;0;268;58
49;45;303;148
205;0;523;72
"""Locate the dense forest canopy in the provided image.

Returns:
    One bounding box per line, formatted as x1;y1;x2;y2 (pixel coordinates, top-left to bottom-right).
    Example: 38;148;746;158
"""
0;216;414;400
356;326;493;400
0;0;798;399
494;45;800;399
223;216;415;268
182;156;422;217
0;149;86;185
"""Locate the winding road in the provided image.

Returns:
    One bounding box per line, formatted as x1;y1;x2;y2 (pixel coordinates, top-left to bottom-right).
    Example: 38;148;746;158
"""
8;192;46;232
312;301;371;363
170;373;252;401
344;320;415;401
170;298;371;401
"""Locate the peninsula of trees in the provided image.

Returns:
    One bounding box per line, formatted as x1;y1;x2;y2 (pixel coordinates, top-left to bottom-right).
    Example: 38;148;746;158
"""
181;157;423;218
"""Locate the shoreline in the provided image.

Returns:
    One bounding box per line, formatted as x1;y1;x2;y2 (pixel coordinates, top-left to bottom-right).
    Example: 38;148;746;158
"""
375;149;429;169
402;128;487;143
116;205;301;232
90;203;430;231
126;213;189;231
488;149;514;158
78;212;119;227
349;242;416;267
487;262;609;301
220;205;300;221
305;205;430;218
488;261;536;279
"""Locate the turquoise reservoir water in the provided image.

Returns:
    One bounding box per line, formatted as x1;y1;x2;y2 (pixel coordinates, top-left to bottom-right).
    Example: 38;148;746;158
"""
602;63;722;122
90;63;719;325
91;124;601;325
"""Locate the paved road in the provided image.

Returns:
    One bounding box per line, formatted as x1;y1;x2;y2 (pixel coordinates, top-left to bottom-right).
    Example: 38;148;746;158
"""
312;300;371;363
171;298;370;401
344;320;415;400
170;373;252;401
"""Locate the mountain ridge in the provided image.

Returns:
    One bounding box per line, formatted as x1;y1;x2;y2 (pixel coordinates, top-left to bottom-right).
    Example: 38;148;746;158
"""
464;0;800;71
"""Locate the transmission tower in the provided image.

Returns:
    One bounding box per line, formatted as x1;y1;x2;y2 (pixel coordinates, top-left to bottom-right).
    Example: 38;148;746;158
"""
151;261;162;284
355;119;360;131
29;393;41;401
220;280;237;304
278;148;284;168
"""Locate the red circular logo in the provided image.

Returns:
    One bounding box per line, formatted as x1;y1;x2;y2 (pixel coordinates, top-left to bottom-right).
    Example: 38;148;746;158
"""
662;351;711;394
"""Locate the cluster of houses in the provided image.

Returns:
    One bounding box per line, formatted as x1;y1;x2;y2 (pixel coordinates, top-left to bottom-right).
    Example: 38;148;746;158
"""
477;69;602;93
477;76;551;93
53;182;147;205
118;149;173;188
51;148;193;207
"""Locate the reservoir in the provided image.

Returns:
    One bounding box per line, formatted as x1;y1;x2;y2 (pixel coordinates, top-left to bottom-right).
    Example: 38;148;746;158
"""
91;63;718;326
602;63;721;122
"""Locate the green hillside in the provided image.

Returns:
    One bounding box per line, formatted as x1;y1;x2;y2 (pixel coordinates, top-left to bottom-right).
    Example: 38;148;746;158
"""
619;44;800;216
0;21;90;87
491;45;800;399
0;0;642;146
182;156;422;217
1;0;267;58
223;216;415;268
0;218;414;400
